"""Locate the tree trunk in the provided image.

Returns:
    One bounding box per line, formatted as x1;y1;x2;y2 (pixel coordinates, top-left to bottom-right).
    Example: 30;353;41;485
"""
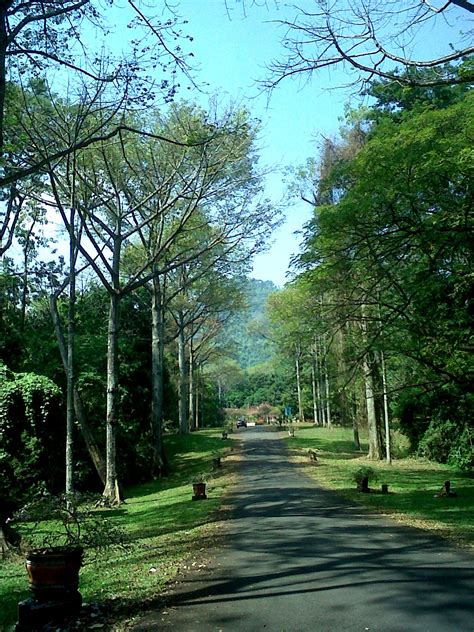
352;393;361;451
150;274;168;477
0;525;10;557
380;349;391;464
361;304;382;459
49;294;106;485
311;360;319;425
65;204;76;498
188;338;196;431
195;369;200;430
103;290;121;504
0;11;7;151
324;345;332;428
295;343;304;422
315;338;325;426
178;312;189;434
362;352;382;459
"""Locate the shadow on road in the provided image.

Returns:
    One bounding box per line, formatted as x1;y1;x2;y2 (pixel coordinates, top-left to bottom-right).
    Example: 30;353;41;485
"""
133;428;474;631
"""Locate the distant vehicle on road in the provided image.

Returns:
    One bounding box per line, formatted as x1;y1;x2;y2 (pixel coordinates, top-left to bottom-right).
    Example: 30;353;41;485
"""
236;419;247;428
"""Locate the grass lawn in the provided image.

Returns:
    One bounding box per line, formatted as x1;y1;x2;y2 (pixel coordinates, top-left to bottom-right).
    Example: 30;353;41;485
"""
0;428;238;631
287;425;474;547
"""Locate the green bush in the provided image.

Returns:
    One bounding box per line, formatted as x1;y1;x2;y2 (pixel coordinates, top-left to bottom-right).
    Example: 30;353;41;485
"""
447;427;473;470
390;428;412;458
418;418;473;469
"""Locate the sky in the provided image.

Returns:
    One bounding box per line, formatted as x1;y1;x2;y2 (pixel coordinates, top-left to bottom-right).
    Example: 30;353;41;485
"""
34;1;471;287
143;0;469;287
171;1;349;286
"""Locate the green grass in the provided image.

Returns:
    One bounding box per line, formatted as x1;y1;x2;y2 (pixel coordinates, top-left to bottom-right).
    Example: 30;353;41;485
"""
287;425;474;546
0;429;237;631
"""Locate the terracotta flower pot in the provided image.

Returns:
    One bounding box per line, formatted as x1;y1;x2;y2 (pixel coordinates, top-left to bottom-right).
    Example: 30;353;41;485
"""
25;546;83;601
192;483;207;501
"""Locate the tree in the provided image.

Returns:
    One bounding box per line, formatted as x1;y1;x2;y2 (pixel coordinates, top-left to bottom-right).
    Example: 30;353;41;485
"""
119;101;278;469
0;1;194;159
263;1;474;90
292;83;473;465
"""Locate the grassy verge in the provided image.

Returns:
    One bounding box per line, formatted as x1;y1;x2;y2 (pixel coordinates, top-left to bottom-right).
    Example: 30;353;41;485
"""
0;429;238;631
287;425;474;547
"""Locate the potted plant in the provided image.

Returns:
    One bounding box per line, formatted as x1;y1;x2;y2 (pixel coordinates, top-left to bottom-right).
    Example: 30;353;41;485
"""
12;493;126;604
191;473;210;501
352;466;377;493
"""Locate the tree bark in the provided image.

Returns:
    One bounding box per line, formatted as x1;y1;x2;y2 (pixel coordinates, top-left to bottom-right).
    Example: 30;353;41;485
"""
323;341;332;428
188;338;195;431
49;294;106;485
295;343;304;422
380;349;391;464
361;304;382;459
315;338;325;426
352;392;361;451
0;8;7;152
178;311;189;434
311;360;319;425
103;289;121;504
65;203;76;498
150;273;168;477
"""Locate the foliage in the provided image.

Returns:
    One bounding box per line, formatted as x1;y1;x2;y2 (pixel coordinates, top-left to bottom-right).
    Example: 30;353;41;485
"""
0;364;63;529
351;466;377;486
418;419;474;470
219;278;278;369
11;493;127;557
0;429;235;630
288;81;474;465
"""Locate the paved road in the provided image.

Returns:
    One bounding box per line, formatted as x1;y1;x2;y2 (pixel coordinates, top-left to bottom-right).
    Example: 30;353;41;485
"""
133;428;474;632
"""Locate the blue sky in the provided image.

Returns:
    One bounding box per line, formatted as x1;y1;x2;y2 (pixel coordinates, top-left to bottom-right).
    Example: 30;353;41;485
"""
156;0;470;287
173;2;348;286
87;1;470;287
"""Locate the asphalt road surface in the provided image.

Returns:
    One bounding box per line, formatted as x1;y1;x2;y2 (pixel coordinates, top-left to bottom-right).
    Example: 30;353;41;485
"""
133;427;474;632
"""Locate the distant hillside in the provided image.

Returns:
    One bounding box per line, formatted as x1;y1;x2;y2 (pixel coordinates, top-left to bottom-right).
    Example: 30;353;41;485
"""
221;278;277;369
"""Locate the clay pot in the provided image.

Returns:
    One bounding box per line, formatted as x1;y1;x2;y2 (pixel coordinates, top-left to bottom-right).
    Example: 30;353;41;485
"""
25;546;83;601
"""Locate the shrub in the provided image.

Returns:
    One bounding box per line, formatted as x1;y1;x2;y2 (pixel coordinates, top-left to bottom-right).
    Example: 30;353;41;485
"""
418;418;472;469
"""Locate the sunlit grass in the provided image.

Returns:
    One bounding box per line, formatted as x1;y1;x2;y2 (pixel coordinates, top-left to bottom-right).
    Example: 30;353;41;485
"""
287;425;474;546
0;429;237;631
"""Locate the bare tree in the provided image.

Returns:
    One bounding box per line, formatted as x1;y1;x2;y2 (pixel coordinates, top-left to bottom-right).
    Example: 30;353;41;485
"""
264;1;473;90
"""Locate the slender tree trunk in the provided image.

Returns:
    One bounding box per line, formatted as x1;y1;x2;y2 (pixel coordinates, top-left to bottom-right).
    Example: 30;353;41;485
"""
20;218;36;331
0;525;9;557
352;393;361;451
65;204;76;498
295;343;304;422
178;312;189;434
49;294;106;485
361;303;382;459
195;370;200;430
363;353;382;459
311;360;319;425
315;339;325;426
103;289;121;503
323;344;332;428
150;274;168;477
188;338;195;431
380;350;391;464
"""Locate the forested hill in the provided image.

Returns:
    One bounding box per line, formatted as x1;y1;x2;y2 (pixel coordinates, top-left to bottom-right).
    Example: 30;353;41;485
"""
222;278;277;369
